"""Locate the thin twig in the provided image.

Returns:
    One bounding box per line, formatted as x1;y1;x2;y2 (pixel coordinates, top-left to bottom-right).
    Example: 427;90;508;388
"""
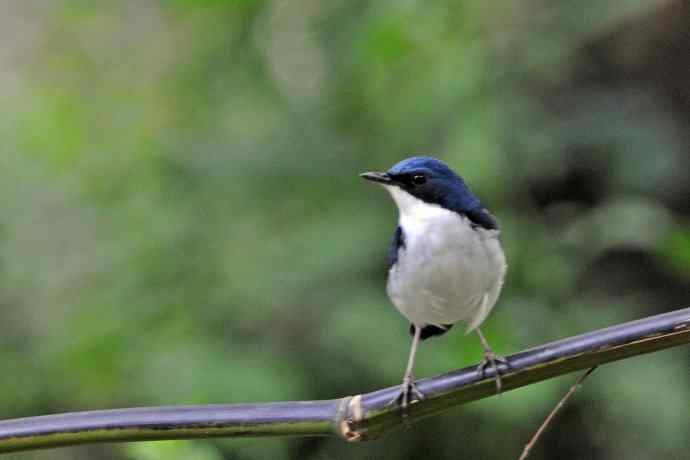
518;366;598;460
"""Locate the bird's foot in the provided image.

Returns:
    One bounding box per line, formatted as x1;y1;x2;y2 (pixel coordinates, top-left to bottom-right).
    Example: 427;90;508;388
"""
389;375;425;412
477;351;510;394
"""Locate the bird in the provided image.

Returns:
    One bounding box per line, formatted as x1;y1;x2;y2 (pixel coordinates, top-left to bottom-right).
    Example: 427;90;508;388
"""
360;156;508;409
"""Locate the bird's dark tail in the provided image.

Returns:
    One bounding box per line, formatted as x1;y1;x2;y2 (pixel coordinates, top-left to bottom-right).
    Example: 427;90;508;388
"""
412;324;454;340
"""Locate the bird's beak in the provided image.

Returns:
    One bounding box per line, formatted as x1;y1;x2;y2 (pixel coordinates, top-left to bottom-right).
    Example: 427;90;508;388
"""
360;171;393;185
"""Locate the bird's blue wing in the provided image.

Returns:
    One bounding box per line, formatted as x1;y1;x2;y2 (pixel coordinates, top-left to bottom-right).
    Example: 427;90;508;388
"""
465;208;500;231
388;225;405;268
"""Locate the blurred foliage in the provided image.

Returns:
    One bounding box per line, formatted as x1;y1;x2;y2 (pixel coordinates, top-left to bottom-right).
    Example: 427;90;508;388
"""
0;1;688;459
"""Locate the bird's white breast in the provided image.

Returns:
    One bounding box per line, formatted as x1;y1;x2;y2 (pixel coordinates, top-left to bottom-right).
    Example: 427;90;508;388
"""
385;186;506;332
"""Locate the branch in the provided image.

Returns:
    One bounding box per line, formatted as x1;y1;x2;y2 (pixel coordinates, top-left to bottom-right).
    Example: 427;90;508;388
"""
518;366;597;460
1;307;688;454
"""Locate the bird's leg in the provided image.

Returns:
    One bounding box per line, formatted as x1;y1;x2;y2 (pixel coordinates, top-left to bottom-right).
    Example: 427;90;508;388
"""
476;327;510;394
390;324;425;410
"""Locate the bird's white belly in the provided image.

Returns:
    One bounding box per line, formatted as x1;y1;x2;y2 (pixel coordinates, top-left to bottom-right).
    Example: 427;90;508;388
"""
387;208;506;333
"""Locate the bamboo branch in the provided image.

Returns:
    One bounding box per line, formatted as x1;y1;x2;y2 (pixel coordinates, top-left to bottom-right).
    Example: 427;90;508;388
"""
1;307;688;454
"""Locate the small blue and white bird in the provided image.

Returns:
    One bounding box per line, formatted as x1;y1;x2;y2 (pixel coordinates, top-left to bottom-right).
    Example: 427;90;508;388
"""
361;156;508;408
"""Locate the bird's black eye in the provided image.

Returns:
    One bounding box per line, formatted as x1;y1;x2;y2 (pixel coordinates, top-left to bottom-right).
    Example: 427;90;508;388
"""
411;174;426;186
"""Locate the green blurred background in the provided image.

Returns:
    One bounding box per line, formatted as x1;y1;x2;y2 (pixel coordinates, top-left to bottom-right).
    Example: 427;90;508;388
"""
1;1;689;459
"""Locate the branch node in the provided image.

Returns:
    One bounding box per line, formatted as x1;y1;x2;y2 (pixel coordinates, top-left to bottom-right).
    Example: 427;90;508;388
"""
335;394;364;442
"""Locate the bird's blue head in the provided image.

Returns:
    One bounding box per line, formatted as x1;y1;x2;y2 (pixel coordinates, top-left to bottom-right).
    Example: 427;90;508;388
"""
360;156;482;213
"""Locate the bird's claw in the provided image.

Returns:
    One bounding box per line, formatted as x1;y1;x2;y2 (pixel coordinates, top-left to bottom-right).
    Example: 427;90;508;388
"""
389;376;425;412
477;351;510;394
